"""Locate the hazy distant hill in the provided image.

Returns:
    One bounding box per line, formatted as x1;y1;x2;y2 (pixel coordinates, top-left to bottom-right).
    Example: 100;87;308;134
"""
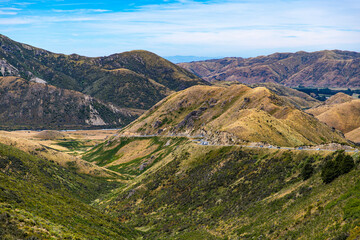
179;50;360;88
0;34;206;110
164;55;214;63
0;77;141;129
121;84;345;146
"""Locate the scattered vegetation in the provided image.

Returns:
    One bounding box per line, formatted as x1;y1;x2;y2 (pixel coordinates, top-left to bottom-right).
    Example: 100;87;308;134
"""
86;140;360;239
0;143;138;239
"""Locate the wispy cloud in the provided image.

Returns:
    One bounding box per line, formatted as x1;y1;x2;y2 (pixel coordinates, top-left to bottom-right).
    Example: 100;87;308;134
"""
52;9;110;13
0;7;21;15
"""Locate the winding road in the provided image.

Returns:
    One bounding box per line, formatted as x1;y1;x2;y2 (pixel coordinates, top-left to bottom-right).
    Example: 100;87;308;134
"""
117;134;359;153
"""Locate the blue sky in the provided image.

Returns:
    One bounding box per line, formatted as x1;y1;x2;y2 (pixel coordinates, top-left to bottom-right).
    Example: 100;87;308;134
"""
0;0;360;58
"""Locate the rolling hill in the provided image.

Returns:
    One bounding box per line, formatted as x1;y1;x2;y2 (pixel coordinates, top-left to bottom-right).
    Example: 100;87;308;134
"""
251;82;320;109
0;34;206;110
179;50;360;87
0;76;141;129
121;84;346;147
307;93;360;143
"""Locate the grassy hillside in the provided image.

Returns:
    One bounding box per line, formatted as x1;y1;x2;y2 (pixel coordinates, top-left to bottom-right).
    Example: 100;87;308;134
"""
251;82;320;109
0;142;138;239
0;34;206;110
84;136;360;239
0;130;121;177
0;77;141;130
121;84;346;147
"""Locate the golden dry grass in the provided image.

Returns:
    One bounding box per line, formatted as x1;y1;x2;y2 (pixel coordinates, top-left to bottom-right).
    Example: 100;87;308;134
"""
122;84;346;147
307;98;360;134
0;130;123;177
34;130;67;140
345;127;360;143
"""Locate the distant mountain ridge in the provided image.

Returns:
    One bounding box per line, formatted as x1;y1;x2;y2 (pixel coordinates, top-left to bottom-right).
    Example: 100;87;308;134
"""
179;50;360;88
0;34;206;110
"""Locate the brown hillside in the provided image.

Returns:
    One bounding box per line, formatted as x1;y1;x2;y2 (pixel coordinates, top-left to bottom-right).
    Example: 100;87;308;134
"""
324;92;354;105
251;82;320;109
0;77;141;129
307;95;360;137
121;85;346;147
345;127;360;143
179;50;360;87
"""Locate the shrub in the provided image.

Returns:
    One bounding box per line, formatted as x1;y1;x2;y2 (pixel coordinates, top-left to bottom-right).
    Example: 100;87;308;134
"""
321;151;355;184
301;162;314;180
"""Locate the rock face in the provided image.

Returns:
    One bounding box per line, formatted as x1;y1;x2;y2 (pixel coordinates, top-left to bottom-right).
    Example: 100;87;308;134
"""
0;77;141;129
179;50;360;88
0;59;20;76
121;84;346;147
0;34;207;110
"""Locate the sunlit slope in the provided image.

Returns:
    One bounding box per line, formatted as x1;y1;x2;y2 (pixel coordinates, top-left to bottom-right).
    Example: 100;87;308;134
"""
251;82;320;109
122;84;346;146
0;130;119;177
307;93;360;142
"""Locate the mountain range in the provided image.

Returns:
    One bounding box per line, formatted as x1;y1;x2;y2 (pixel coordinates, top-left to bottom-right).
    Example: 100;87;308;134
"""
0;34;360;239
179;50;360;88
0;34;206;129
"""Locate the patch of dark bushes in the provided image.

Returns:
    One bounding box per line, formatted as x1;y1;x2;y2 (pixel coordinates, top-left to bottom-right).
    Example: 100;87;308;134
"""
321;151;355;184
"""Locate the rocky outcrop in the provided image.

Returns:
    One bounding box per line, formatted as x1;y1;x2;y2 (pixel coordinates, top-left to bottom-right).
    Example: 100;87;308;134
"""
0;59;19;77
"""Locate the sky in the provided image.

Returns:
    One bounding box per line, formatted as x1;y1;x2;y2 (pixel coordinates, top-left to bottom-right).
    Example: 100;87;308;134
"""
0;0;360;59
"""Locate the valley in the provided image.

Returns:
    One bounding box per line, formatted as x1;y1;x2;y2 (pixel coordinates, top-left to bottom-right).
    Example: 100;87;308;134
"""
0;35;360;239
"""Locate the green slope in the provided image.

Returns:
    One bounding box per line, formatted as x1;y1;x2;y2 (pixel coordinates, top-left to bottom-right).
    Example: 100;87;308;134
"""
0;143;138;239
86;137;360;239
